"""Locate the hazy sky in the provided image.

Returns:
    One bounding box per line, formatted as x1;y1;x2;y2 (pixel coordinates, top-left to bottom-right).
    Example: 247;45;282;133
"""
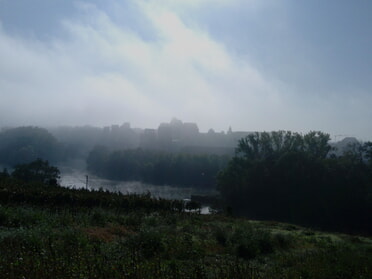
0;0;371;140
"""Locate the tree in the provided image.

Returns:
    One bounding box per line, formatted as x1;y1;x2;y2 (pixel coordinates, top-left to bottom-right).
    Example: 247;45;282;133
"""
0;127;60;166
87;145;109;176
12;159;60;186
217;130;371;233
86;147;229;188
0;168;10;180
362;141;372;165
235;131;331;161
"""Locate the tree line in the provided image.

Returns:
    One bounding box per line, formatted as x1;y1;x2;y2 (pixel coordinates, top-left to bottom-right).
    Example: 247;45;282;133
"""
217;131;372;234
2;126;371;233
0;158;60;186
87;146;230;189
0;126;84;167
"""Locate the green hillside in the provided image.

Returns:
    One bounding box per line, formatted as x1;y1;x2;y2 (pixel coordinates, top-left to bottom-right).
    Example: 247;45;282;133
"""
0;176;371;279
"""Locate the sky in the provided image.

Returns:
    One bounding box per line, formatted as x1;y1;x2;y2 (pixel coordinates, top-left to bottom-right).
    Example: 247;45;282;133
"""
0;0;371;140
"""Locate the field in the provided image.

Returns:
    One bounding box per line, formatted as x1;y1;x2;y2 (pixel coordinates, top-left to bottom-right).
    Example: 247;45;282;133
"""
0;178;371;279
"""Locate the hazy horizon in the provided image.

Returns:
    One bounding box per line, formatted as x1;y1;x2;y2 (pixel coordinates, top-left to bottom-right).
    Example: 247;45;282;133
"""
1;1;371;140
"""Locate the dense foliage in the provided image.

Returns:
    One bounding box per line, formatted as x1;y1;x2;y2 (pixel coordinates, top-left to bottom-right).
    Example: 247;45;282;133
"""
10;159;60;186
0;126;90;168
0;127;61;166
218;131;372;234
0;176;371;279
87;147;230;189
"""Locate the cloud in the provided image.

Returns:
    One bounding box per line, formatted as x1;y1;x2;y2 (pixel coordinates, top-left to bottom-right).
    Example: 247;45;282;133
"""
0;0;371;140
0;1;278;130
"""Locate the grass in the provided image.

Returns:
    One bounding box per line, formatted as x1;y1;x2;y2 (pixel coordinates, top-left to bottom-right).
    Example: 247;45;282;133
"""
0;178;371;279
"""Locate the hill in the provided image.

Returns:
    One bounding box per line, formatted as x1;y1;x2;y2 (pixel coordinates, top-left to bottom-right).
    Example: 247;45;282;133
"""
0;177;371;279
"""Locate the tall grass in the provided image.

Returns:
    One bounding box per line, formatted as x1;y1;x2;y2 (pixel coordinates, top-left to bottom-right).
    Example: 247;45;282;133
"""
0;178;371;278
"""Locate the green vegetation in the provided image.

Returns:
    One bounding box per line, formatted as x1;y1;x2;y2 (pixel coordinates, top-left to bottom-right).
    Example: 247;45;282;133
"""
1;129;372;278
87;147;230;188
11;159;60;186
1;173;371;278
0;127;61;165
218;131;372;234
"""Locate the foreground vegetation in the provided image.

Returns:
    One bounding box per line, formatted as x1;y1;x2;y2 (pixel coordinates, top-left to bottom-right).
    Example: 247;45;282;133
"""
2;126;371;234
0;176;371;279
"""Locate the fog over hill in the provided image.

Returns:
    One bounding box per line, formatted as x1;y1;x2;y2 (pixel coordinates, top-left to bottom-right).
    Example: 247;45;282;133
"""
47;118;252;156
1;118;363;163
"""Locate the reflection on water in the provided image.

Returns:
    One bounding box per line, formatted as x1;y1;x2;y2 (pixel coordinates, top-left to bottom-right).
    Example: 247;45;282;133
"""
60;171;217;201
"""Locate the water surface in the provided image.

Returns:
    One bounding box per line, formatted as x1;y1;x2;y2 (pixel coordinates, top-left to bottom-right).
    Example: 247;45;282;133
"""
60;170;217;201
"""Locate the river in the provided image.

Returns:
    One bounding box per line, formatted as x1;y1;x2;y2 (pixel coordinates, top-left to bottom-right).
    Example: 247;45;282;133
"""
60;170;217;214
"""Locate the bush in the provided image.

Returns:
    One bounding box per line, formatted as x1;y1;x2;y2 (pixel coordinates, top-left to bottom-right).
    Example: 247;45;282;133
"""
11;159;60;186
231;225;274;259
125;230;164;259
272;232;294;250
215;227;228;246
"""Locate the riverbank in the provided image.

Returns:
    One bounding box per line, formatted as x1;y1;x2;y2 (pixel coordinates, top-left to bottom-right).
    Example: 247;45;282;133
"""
60;170;218;199
0;177;371;278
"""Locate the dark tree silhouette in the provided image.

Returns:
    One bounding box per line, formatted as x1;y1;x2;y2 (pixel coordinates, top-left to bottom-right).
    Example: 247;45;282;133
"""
0;127;60;166
218;131;371;234
87;147;230;188
12;159;60;186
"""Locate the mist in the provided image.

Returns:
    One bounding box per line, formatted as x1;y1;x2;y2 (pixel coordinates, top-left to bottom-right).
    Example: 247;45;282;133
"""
1;2;372;274
0;0;371;140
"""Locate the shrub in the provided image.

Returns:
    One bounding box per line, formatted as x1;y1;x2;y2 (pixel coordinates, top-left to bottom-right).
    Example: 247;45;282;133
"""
231;224;274;259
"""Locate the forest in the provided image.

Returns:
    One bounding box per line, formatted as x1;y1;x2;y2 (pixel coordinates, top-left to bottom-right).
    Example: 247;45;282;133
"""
0;127;62;166
218;131;372;234
87;146;230;189
0;126;371;234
